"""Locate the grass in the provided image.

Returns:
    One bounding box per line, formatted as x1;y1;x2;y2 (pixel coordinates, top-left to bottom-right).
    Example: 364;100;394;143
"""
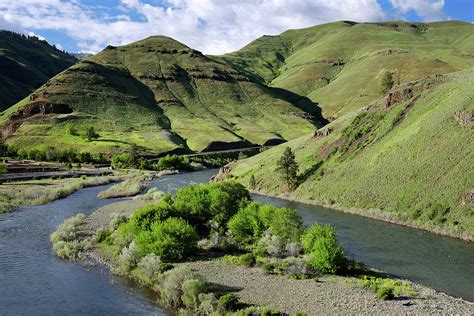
97;173;150;199
2;35;325;154
227;69;474;240
220;21;474;118
0;175;120;213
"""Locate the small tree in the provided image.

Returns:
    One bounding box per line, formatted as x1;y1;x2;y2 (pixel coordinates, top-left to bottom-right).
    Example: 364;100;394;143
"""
0;162;6;174
0;139;7;158
381;71;394;94
276;147;298;190
84;127;99;142
249;175;256;190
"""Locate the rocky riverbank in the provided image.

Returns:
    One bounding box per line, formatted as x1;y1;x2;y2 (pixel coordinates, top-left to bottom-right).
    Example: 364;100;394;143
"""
79;198;473;315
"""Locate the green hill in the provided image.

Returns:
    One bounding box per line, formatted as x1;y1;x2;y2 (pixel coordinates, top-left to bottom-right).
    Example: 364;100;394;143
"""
0;31;77;111
225;68;474;239
220;21;474;119
0;36;326;154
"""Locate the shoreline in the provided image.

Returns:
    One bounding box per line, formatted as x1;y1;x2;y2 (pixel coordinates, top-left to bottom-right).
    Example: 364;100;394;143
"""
74;198;473;314
248;189;474;243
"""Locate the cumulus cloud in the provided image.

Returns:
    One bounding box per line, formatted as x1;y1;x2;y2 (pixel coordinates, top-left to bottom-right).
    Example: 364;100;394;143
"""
390;0;447;21
1;0;388;54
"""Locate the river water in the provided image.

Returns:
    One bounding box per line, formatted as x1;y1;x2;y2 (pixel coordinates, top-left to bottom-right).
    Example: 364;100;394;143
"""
0;169;472;315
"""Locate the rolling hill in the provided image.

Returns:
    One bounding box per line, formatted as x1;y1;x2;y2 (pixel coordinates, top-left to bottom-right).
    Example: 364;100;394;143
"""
1;21;473;158
224;68;474;240
0;31;77;111
220;21;474;119
0;36;326;154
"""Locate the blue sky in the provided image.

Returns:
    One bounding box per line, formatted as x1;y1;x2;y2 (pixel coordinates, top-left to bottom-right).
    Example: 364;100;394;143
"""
0;0;472;54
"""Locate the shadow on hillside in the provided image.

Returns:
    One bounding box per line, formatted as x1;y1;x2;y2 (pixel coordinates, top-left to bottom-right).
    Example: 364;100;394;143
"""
78;60;171;129
267;86;329;128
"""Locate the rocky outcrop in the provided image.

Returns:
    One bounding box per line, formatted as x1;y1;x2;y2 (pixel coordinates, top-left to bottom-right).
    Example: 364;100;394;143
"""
313;127;333;138
211;163;234;182
1;100;72;138
385;87;414;108
454;109;473;128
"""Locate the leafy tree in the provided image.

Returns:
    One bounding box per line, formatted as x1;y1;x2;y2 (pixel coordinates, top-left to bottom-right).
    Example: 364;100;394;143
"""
276;147;298;190
84;126;99;141
381;71;394;94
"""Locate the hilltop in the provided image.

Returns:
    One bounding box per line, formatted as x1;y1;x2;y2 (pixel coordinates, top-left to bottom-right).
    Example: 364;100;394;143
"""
220;21;474;119
224;68;474;239
0;36;326;154
0;31;77;111
1;21;473;157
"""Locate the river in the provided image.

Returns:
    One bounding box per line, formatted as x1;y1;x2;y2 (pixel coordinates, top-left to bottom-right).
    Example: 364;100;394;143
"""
0;169;472;315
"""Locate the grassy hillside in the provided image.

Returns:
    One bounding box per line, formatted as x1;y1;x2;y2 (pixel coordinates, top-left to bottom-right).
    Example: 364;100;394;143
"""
0;36;326;154
220;21;474;119
226;69;474;239
0;31;77;111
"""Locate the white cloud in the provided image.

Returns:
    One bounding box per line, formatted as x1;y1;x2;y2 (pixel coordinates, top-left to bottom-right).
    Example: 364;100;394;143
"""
390;0;447;21
0;0;388;54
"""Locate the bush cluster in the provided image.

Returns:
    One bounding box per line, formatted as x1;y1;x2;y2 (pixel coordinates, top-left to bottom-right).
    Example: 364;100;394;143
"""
358;275;416;300
50;213;86;259
112;181;250;262
1;144;108;164
301;224;345;274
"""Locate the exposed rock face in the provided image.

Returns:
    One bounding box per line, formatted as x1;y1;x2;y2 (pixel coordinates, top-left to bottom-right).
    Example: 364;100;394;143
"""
385;87;413;108
211;163;234;182
313;127;333;138
1;100;72;138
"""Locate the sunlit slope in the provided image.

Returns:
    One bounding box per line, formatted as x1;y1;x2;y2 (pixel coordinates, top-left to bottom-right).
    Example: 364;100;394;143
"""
228;69;474;236
1;36;326;154
221;21;474;119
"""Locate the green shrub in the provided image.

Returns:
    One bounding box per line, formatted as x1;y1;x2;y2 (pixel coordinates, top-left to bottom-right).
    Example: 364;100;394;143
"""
301;224;335;253
0;163;6;174
377;286;395;300
128;201;174;231
197;293;220;314
96;228;112;244
181;278;208;309
228;202;302;246
218;293;239;311
153;154;190;171
235;306;283;316
109;213;127;231
117;241;140;273
84;126;99;141
158;266;207;308
358;275;416;300
135;217;198;261
136;254;165;283
66;123;78;136
282;256;308;279
173;181;250;234
302;224;345;274
50;213;85;260
307;235;344;274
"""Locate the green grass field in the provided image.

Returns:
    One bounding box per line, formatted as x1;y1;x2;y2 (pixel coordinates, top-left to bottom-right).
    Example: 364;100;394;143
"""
227;69;474;238
1;36;326;154
220;21;474;118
